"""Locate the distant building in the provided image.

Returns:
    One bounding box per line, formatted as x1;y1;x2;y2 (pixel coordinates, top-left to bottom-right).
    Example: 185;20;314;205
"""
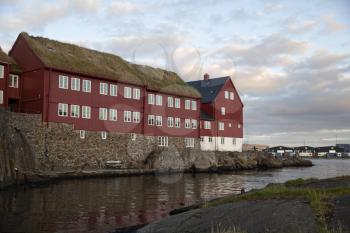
267;146;295;157
336;144;350;157
243;144;268;152
294;146;315;157
316;146;338;157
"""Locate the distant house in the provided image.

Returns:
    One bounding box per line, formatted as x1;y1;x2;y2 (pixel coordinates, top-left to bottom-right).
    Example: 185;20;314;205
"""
267;146;295;157
187;74;244;152
336;144;350;157
316;146;338;157
0;47;22;111
294;146;315;157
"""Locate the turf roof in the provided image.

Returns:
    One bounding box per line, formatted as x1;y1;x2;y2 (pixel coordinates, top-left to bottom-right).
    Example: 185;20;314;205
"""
0;47;22;74
20;32;201;98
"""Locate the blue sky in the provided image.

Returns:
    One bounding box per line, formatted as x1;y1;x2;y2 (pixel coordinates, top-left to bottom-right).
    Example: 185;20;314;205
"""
0;0;349;146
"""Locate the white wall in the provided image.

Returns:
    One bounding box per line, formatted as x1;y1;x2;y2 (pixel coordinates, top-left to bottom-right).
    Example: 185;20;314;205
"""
200;136;243;152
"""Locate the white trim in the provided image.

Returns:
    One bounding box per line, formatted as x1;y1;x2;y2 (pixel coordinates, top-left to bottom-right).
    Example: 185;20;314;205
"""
59;75;69;89
156;115;162;126
79;130;85;139
9;74;19;88
100;82;108;95
158;136;168;147
175;117;181;128
101;131;107;140
168;96;174;107
99;108;108;120
133;88;140;99
82;80;91;93
148;94;155;105
58;103;68;117
167;117;174;127
0;90;3;104
175;98;181;108
156;95;162;106
133;112;140;123
110;84;118;96
124;110;132;122
124;87;132;98
148;115;155;125
109;109;118;121
70;105;80;118
185;138;195;148
71;77;80;91
82;106;91;119
0;65;4;79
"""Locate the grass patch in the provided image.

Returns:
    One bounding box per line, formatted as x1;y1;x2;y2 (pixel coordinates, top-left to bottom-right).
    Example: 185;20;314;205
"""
206;178;350;233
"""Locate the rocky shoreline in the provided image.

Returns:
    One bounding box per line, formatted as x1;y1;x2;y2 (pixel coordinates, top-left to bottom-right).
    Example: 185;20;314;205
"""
114;176;350;233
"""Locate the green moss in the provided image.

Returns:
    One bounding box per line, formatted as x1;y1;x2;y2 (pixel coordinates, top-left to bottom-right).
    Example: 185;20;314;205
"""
20;32;201;98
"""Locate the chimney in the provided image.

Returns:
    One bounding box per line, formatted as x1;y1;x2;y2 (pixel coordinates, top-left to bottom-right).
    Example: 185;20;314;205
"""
204;73;210;81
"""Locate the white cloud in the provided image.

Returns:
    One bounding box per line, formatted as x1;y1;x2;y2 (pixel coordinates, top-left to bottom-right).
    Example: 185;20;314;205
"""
322;15;348;33
108;2;141;14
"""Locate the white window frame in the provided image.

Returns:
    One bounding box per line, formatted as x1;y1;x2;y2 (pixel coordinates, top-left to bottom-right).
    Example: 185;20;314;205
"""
0;90;4;104
156;116;162;126
148;94;155;105
148;115;155;125
9;74;19;88
82;106;91;119
0;65;4;79
109;109;118;121
58;103;68;117
221;107;226;116
224;91;229;99
100;82;108;95
156;95;162;106
158;136;168;147
124;87;132;99
133;112;140;123
191;119;197;129
70;105;80;118
131;133;137;141
168;96;174;108
221;137;225;145
82;80;91;93
209;137;213;143
185;119;191;129
79;130;85;139
238;123;241;129
204;121;211;129
230;92;234;100
175;98;181;108
99;108;108;120
219;122;225;131
167;117;174;127
185;100;191;110
133;88;140;100
59;75;69;89
175;117;181;128
124;110;132;122
232;138;236;145
101;131;107;140
185;138;195;148
71;77;80;91
110;84;118;96
191;100;197;110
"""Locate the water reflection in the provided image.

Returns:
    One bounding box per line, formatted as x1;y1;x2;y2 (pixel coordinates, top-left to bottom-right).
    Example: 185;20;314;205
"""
0;159;349;233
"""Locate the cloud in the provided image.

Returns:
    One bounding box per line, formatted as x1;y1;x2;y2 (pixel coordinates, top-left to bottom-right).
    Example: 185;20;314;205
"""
322;15;348;33
287;20;317;34
108;2;141;14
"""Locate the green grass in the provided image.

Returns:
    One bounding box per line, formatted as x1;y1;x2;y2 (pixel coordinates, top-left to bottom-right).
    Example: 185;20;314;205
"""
206;178;350;233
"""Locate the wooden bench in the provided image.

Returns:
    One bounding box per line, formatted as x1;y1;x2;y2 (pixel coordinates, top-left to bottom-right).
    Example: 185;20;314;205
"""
105;160;122;169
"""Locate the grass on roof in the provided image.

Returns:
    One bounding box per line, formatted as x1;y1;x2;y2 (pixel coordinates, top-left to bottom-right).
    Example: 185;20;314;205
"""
21;32;201;98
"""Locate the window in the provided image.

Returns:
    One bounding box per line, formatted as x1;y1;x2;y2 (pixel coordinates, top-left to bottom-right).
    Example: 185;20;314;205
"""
100;82;108;95
191;119;197;129
109;109;118;121
185;100;191;109
156;95;162;106
158;136;168;147
175;118;180;128
221;137;225;145
110;84;118;96
9;74;19;88
156;116;162;126
133;88;140;99
82;106;91;119
124;111;132;122
224;91;229;99
219;122;225;131
168;96;174;107
230;92;234;100
131;133;137;141
221;107;226;115
204;121;211;129
167;117;174;127
0;90;3;104
82;80;91;93
58;103;68;117
59;75;69;89
175;98;180;108
80;130;85;139
185;138;195;148
0;65;4;79
232;138;236;145
124;87;132;99
208;137;213;143
101;131;107;140
191;100;197;110
238;123;241;128
185;119;191;129
99;108;108;120
148;115;155;125
70;105;80;118
200;137;204;142
148;94;155;105
71;77;80;91
133;112;140;123
229;123;232;127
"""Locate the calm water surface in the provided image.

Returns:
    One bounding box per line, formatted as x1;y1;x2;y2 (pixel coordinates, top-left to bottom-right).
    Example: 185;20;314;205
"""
1;159;349;233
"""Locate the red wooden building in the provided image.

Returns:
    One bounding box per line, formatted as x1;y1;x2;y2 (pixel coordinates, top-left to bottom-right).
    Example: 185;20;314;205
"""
187;74;244;151
8;32;201;146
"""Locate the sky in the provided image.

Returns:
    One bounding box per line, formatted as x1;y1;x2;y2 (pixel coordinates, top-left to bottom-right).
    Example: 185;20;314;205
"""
0;0;349;146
